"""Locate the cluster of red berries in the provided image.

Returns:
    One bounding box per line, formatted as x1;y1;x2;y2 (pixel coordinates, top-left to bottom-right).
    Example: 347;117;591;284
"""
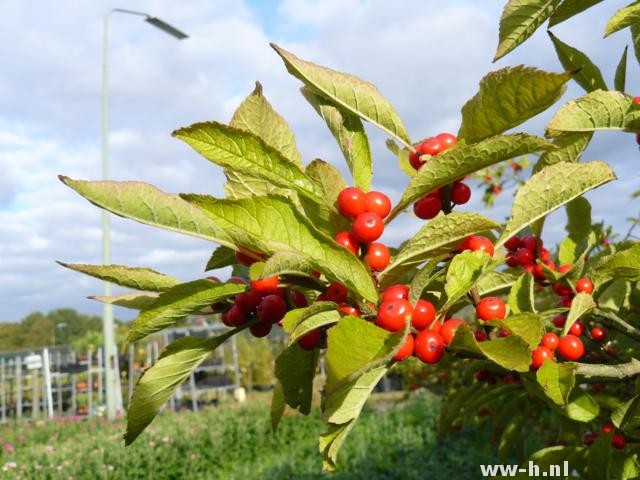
409;133;472;220
582;423;626;450
334;187;392;271
504;234;555;280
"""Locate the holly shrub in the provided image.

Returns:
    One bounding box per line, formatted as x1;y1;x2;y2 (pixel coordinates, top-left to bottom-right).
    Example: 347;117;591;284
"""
59;1;640;476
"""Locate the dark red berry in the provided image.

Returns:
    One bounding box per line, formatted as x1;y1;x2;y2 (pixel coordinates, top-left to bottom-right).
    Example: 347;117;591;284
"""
250;322;272;338
413;193;442;220
451;182;471;205
504;236;521;251
257;294;287;324
515;248;534;266
297;329;322;350
227;305;247;327
612;433;626;450
325;283;348;303
234;290;263;315
290;290;309;308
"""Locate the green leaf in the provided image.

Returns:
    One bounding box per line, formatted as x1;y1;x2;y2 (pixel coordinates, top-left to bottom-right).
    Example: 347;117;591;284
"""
270;382;286;433
182;194;378;302
605;1;640;37
533;132;592;173
459;67;571;142
443;251;491;308
496;161;616;248
282;302;338;334
548;31;607;92
592;244;640;285
508;273;536;314
275;343;319;415
408;257;447;304
260;251;314;280
536;360;576;405
381;212;499;282
58;177;232;246
125;333;233;445
558;197;593;265
548;0;604;26
494;0;561;61
476;270;520;296
587;433;612;479
88;292;159;311
389;134;553;219
57;262;179;292
271;43;411;148
498;413;527;463
205;246;237;271
289;309;341;344
612;394;640;430
546;90;640;136
566;391;600;421
301;87;372;191
319;420;355;472
127;280;245;343
562;293;596;336
598;280;631;313
496;313;545;348
448;323;532;372
615;46;628;92
230;81;302;166
223;169;290;200
632;24;640;69
173;122;323;202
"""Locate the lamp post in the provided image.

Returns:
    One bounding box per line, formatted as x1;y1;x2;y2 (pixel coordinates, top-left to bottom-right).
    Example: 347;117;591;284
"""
102;8;188;420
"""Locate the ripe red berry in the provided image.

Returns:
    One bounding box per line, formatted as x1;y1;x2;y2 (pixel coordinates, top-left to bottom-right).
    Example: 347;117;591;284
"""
591;327;606;342
298;328;322;350
439;318;465;345
553;283;572;297
461;235;495;257
335;231;360;255
498;329;511;338
227;305;247;327
257;294;287;324
290;290;309;308
558;335;585;361
351;212;384;243
376;299;413;332
541;332;559;350
381;285;409;302
411;300;436;330
505;252;519;267
414;330;445;364
602;422;614;434
325;283;349;303
539;248;551;262
520;235;540;252
418;137;444;156
251;276;279;294
569;320;584;336
393;334;415;361
515;248;534;266
558;296;573;308
531;346;555;370
552;314;567;328
337;304;360;316
234;290;263;315
337;187;367;218
451;182;471;205
474;329;488;342
413;193;442;220
575;278;594;294
476;297;506;321
250;322;272;338
365;191;391;219
365;243;391;271
557;264;572;275
582;432;597;446
435;132;457;149
409;150;425;170
235;248;262;266
634;96;640;104
221;311;234;327
504;236;521;251
612;433;626;450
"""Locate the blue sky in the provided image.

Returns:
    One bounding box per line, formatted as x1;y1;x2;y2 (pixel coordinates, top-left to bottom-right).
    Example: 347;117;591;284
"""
1;0;638;321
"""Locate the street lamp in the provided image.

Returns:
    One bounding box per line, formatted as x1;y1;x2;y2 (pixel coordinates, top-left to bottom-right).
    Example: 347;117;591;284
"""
102;8;188;420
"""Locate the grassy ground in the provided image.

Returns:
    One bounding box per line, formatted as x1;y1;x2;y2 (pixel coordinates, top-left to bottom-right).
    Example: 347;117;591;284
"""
0;391;496;479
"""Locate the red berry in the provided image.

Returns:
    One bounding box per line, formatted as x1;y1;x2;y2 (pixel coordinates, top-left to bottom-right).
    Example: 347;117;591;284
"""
352;212;384;243
335;231;360;255
602;422;614;434
376;299;413;332
531;346;555;370
409;150;425;170
365;243;391;271
418;137;444;156
413;193;442;220
451;182;471;205
461;235;495;257
381;285;409;302
476;297;506;321
504;236;521;251
498;329;511;338
251;276;279;294
290;290;309;308
591;327;606;342
439;318;465;345
257;294;287;324
553;283;572;297
414;330;445;364
393;334;415;361
474;330;488;342
297;329;322;350
221;311;233;327
325;283;349;303
558;335;585;361
582;432;597;446
365;191;391;219
539;248;551;262
411;300;436;330
557;264;572;275
250;322;272;338
228;276;248;285
552;314;567;328
227;305;247;327
520;235;540;252
576;278;594;294
337;304;360;316
569;320;584;336
515;248;534;266
541;332;559;350
634;96;640;104
612;433;626;450
234;290;263;315
337;187;367;218
558;296;573;308
435;132;457;149
235;248;262;266
506;252;519;267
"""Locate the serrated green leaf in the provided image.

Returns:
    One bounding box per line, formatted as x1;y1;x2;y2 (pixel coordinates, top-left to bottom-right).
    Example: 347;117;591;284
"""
631;24;640;69
260;251;314;280
494;0;561;61
275;343;319;415
58;177;233;246
548;31;607;92
223;169;291;200
182;195;378;302
289;309;340;344
598;280;631;313
57;262;179;292
319;420;355;472
533;132;592;173
205;245;237;271
125;333;233;445
127;280;245;343
389;134;553;219
509;273;536;314
548;0;604;26
612;394;640;430
282;302;338;334
408;257;447;304
536;360;576;405
566;391;600;421
605;1;640;37
89;292;159;311
497;161;616;248
448;323;532;371
382;212;499;282
459;67;571;142
444;251;491;308
476;270;520;296
270;381;286;433
546;90;640;136
615;46;628;92
498;313;545;347
562;293;596;336
271;43;411;148
592;244;640;286
301;87;372;191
